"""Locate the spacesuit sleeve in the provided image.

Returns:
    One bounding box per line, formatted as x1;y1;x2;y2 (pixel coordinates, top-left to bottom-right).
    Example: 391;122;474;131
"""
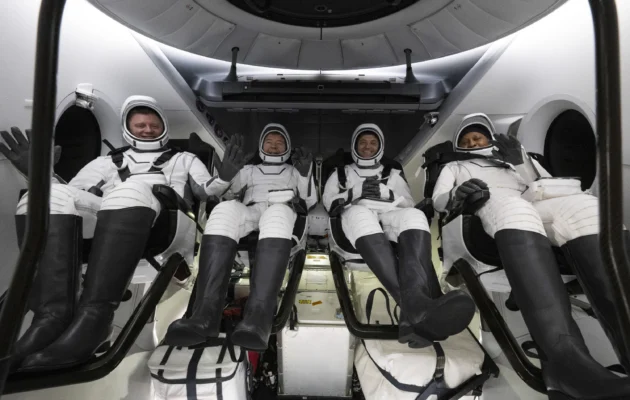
384;170;415;208
67;157;110;191
432;165;457;213
322;168;353;212
293;167;317;210
187;155;231;200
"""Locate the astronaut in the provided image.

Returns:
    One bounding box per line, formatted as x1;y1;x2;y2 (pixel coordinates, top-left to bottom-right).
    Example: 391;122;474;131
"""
432;113;630;399
0;95;227;370
322;123;475;348
165;123;316;351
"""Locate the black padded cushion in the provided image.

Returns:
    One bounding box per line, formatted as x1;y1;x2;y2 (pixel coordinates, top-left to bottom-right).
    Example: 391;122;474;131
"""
461;214;573;273
330;215;358;255
462;215;502;267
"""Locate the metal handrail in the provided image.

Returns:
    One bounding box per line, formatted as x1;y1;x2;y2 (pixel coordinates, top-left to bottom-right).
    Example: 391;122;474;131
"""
0;0;66;395
589;0;630;367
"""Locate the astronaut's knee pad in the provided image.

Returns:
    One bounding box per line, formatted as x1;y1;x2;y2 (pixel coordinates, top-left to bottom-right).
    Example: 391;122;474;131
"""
100;181;161;214
205;200;243;241
341;205;381;246
395;207;430;233
550;194;600;242
259;204;296;240
478;196;545;237
16;183;79;216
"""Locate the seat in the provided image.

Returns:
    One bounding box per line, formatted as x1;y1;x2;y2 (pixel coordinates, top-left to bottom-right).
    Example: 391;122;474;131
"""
320;150;433;340
422;145;620;392
183;154;311;336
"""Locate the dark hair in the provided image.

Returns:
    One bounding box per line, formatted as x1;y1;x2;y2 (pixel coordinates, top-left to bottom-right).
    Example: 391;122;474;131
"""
126;106;162;127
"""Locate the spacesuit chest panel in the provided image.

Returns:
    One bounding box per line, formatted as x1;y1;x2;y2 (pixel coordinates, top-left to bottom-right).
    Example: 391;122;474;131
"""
455;160;527;192
343;164;384;188
243;164;298;204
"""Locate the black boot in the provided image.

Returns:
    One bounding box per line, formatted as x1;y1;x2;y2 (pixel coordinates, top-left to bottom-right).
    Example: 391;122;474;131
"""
11;215;82;369
231;238;291;351
496;229;630;400
165;235;238;347
20;207;156;370
356;232;475;347
562;233;630;373
397;230;475;342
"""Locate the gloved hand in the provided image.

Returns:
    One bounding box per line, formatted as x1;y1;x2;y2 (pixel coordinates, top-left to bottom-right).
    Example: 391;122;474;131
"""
449;178;490;214
0;127;62;177
292;147;313;177
214;134;247;182
491;134;524;166
361;176;381;198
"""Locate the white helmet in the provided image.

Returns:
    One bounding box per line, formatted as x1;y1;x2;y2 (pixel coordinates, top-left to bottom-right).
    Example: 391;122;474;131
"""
351;123;384;167
259;123;291;164
121;95;169;151
454;113;496;157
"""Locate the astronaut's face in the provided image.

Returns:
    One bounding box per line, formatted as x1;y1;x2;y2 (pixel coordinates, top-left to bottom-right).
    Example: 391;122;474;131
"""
263;132;287;155
128;112;164;140
356;133;380;158
458;131;490;149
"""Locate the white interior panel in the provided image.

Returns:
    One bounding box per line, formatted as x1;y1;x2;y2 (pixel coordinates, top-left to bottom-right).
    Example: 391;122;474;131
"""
341;34;398;69
244;33;302;68
88;0;567;70
298;40;343;70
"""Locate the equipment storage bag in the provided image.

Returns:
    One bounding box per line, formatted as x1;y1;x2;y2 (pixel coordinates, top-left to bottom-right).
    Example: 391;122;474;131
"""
148;336;250;400
353;277;488;400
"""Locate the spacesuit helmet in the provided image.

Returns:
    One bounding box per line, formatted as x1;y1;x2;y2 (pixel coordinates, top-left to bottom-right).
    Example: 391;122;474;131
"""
121;95;169;151
351;123;384;167
259;123;291;164
454;113;496;157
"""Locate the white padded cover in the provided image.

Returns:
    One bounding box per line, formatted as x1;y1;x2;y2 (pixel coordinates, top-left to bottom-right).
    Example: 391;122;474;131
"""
352;272;485;399
148;340;248;400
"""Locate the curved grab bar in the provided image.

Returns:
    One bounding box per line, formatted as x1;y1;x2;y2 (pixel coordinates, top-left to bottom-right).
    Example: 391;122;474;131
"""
589;0;630;367
0;0;65;394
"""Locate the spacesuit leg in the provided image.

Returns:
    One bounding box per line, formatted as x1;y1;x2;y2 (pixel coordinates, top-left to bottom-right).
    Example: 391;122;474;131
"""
231;203;296;351
379;208;475;345
480;195;630;398
11;184;98;368
165;200;261;347
535;194;630;372
21;181;160;369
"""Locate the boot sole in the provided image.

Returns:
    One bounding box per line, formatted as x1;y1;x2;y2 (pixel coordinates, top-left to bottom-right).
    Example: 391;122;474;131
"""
164;326;213;347
231;328;268;352
411;294;476;341
398;326;432;348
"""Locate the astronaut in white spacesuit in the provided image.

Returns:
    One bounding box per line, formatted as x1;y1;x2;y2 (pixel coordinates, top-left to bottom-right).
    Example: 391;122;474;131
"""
0;95;229;370
165;123;316;351
432;113;630;399
322;123;475;348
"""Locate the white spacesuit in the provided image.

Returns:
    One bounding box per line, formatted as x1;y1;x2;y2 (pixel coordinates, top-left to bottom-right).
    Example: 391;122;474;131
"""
3;95;225;370
432;113;630;399
165;123;316;351
322;123;475;348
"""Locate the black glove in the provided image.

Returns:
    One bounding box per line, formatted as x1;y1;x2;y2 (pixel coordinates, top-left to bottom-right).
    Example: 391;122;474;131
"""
0;127;62;177
292;147;313;177
214;134;246;182
491;134;524;166
450;178;490;214
361;176;381;198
